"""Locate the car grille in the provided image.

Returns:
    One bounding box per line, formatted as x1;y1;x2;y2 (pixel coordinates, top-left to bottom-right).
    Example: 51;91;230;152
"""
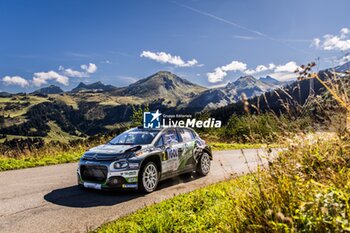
80;165;108;183
82;153;128;161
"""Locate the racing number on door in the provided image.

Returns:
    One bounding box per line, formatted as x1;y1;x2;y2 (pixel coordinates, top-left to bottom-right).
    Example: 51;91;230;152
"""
162;129;180;172
166;147;178;160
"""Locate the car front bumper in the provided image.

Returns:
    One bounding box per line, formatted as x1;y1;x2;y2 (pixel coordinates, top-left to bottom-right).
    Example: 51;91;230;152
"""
77;160;140;190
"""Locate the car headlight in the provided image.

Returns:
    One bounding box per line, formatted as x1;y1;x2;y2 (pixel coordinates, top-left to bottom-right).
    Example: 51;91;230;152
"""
113;161;129;169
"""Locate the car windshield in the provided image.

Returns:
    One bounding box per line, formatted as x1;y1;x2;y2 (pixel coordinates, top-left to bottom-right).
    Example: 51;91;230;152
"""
108;129;160;145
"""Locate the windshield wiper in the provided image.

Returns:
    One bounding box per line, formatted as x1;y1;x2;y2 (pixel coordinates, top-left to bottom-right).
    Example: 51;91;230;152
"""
108;142;134;145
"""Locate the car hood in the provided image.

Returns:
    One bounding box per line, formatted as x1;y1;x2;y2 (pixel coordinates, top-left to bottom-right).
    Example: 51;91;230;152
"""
82;144;150;161
88;144;148;154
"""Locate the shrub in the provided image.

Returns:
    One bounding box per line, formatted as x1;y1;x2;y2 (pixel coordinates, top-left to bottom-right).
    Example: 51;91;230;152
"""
216;113;313;143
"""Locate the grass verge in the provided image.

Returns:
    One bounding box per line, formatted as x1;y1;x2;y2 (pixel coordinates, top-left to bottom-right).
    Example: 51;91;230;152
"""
0;148;85;171
0;142;264;171
209;142;275;151
95;135;350;232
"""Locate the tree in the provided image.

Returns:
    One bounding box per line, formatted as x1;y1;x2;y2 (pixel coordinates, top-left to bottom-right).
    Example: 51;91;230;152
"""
131;105;149;127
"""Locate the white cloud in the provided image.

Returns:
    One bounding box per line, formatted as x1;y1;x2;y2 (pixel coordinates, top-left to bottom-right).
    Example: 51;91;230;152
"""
140;51;199;67
312;28;350;51
341;28;350;35
244;64;271;75
2;76;29;87
207;68;227;83
207;60;299;83
33;71;69;86
62;68;87;78
221;61;247;72
2;62;98;89
59;63;98;78
207;60;247;83
275;61;299;73
255;65;269;73
244;69;255;75
311;38;321;47
266;61;299;81
268;63;276;70
81;63;98;74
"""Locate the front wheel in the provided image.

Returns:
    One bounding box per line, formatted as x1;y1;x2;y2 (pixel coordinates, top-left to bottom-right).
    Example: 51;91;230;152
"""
139;162;159;193
197;153;211;176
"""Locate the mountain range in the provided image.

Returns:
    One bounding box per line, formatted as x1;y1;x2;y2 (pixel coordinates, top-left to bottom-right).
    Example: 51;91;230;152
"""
187;75;281;110
30;71;285;110
259;75;283;86
0;70;286;140
71;81;118;93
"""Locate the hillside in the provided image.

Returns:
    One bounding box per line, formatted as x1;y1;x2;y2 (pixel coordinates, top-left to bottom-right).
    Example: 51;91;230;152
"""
0;92;13;97
32;85;64;95
335;61;350;72
114;71;207;106
209;69;350;124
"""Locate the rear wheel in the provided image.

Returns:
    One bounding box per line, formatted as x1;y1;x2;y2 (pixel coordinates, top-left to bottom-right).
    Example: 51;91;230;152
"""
139;162;159;193
197;153;211;176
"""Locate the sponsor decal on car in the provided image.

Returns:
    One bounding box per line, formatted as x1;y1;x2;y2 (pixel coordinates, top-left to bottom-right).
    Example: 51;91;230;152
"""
123;171;138;176
110;170;139;177
162;147;180;172
129;163;139;169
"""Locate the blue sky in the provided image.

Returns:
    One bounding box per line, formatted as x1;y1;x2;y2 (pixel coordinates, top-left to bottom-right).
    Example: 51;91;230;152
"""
0;0;349;93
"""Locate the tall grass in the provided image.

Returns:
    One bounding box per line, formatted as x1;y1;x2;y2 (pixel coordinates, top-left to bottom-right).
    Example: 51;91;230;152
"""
95;133;350;233
0;129;124;171
0;148;85;171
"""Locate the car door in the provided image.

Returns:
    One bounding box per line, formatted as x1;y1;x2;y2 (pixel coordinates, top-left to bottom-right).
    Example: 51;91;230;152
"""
159;129;183;175
177;128;197;171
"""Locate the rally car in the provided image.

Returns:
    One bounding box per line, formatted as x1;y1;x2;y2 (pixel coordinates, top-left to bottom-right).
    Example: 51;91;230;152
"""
77;127;212;193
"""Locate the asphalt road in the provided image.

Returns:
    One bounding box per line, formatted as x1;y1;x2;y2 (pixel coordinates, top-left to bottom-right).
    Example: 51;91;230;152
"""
0;149;273;233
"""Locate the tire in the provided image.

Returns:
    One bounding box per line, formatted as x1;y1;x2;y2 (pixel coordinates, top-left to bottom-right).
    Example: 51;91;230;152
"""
139;162;159;193
197;153;211;176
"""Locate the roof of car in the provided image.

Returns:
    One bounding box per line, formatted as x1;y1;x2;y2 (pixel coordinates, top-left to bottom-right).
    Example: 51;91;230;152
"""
135;126;161;130
134;126;195;131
